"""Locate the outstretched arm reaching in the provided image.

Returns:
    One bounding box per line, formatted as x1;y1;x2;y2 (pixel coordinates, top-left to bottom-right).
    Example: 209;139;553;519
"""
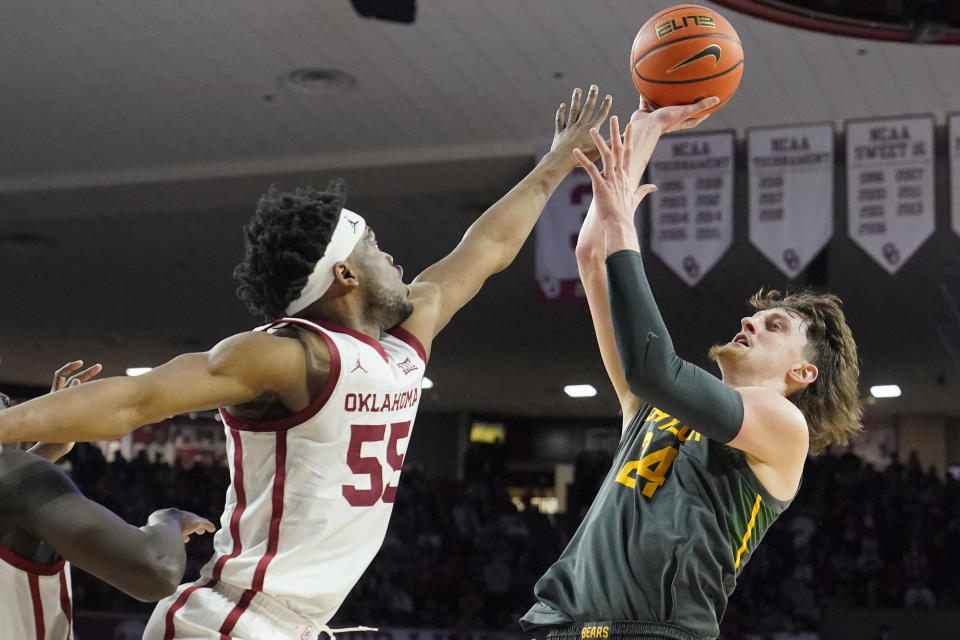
400;85;613;357
574;99;717;430
574;99;744;444
1;449;214;601
576;200;644;429
0;330;312;445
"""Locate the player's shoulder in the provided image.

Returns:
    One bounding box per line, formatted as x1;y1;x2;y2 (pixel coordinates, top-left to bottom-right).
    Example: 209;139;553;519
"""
207;330;323;389
213;329;314;362
738;386;808;438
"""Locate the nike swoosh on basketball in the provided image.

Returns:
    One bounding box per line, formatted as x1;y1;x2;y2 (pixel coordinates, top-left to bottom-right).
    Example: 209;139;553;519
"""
666;44;722;73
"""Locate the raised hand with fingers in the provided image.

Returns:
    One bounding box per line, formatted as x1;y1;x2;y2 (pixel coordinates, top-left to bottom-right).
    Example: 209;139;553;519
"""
550;84;614;164
52;360;103;393
573;116;658;230
623;96;721;185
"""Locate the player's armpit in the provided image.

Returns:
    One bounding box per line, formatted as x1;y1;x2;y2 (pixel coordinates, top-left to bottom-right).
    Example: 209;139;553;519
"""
0;331;310;445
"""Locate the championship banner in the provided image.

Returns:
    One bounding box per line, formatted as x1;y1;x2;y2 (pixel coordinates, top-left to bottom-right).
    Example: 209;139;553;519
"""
747;124;834;279
648;130;734;286
949;113;960;240
534;150;642;301
534;165;593;301
846;116;935;274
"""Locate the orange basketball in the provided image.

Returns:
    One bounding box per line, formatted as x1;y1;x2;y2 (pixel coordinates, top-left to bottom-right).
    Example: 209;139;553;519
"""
630;4;743;115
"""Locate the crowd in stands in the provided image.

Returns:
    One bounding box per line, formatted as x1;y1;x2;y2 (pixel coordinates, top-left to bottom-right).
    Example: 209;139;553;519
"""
60;440;960;637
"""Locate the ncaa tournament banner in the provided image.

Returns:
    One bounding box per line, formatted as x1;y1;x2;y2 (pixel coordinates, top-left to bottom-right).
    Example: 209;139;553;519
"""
648;130;734;287
747;123;834;279
950;113;960;241
846;115;935;274
534;152;641;301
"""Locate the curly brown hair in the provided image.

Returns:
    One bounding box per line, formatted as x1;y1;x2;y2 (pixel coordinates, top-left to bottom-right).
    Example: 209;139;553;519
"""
750;289;862;453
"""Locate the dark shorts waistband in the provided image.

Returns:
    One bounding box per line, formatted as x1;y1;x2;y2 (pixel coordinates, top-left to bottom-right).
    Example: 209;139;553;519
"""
542;621;708;640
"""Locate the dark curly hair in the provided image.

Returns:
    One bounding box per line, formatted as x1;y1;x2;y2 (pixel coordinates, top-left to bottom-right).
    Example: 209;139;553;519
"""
234;180;346;319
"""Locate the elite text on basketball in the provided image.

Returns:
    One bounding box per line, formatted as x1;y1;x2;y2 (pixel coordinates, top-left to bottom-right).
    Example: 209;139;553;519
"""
655;15;716;38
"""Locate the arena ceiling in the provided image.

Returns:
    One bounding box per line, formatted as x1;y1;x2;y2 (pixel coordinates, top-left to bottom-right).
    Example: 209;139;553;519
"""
1;0;959;421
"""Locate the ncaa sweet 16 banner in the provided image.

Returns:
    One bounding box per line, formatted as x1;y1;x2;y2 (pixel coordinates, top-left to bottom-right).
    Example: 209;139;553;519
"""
846;116;935;274
648;130;734;286
747;124;834;279
950;113;960;240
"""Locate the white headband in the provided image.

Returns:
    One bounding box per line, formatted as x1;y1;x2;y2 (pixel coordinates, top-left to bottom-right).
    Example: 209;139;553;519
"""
285;208;367;315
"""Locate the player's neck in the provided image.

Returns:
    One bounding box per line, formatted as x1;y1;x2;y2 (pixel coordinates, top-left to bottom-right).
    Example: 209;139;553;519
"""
721;369;788;396
300;298;384;341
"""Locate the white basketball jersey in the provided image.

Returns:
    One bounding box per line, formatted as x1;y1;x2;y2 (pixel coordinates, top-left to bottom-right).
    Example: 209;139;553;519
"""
0;541;73;640
199;318;426;626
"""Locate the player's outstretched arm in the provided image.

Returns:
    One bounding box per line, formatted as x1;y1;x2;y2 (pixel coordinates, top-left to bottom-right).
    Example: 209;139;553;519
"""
573;100;716;428
401;85;612;349
0;331;312;445
575;200;644;428
575;102;740;441
2;450;214;601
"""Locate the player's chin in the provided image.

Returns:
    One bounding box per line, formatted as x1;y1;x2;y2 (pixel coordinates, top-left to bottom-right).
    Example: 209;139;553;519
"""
707;343;743;364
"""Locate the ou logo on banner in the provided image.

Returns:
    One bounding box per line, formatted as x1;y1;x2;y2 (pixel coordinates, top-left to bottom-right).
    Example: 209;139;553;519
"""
782;248;800;272
882;242;900;265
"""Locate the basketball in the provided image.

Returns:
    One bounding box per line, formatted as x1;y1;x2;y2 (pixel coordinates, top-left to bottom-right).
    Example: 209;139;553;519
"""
630;4;743;115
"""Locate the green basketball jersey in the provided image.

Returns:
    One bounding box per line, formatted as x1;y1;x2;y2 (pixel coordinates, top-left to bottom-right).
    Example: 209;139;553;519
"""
520;403;793;639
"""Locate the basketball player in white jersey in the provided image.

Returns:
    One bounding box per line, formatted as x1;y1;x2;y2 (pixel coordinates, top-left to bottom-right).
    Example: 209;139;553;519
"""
0;85;612;639
0;363;214;640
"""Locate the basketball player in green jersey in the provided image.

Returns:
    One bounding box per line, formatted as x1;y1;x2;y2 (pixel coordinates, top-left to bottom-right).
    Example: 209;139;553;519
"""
521;101;862;640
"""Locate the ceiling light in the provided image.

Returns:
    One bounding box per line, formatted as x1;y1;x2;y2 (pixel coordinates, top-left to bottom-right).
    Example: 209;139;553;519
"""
126;367;152;376
870;384;901;398
564;384;597;398
421;377;434;389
